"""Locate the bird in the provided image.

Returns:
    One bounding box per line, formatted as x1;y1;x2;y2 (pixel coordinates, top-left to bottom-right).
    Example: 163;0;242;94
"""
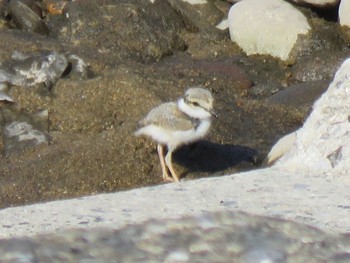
135;87;216;182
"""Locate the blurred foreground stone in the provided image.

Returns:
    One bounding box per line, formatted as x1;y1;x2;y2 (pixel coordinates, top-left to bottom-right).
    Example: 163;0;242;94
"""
1;211;350;263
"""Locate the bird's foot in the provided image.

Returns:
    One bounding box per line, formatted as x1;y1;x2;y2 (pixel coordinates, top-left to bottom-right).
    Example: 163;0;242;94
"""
162;173;179;183
163;176;175;183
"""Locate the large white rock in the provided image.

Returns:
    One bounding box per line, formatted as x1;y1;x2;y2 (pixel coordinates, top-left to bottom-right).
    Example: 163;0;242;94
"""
339;0;350;28
291;0;339;7
228;0;310;63
273;57;350;173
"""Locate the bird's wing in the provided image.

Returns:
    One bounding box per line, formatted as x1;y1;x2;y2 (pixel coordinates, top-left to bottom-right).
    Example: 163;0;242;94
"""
140;102;194;131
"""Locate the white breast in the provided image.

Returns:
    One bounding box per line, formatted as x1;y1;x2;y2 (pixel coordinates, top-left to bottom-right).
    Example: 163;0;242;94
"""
135;119;211;150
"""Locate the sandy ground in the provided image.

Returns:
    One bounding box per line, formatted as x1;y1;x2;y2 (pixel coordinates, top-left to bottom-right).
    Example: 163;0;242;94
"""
1;166;350;238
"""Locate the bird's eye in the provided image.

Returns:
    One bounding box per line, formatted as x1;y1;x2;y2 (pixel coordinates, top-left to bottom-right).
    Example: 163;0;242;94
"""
192;102;199;107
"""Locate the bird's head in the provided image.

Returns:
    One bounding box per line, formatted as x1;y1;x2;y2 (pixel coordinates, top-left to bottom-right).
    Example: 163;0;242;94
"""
181;87;216;119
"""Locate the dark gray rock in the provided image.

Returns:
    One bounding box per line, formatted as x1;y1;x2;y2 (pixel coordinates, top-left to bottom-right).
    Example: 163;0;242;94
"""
166;0;227;38
5;0;49;35
265;80;329;112
292;54;347;82
47;0;187;63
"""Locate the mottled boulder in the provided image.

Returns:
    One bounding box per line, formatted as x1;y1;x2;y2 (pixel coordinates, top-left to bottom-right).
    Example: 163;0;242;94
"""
228;0;311;64
0;51;68;88
272;57;350;171
3;120;50;155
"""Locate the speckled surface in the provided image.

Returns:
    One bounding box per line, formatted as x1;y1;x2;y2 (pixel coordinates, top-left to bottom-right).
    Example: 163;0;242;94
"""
1;167;350;239
2;211;350;263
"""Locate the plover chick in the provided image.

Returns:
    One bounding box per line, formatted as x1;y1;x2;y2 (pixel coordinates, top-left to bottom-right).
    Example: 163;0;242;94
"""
135;87;216;182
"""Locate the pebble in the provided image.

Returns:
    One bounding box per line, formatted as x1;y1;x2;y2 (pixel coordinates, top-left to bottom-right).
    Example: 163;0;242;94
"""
3;121;50;155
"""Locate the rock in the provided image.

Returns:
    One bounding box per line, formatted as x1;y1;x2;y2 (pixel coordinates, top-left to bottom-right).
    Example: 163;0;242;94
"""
0;90;14;103
3;120;50;155
265;80;329;111
273;57;350;172
0;51;68;88
0;50;90;89
48;0;186;63
228;0;311;64
0;211;349;262
65;53;91;80
339;0;350;27
0;212;349;263
249;81;285;99
0;30;63;65
0;105;50;156
290;0;340;7
5;0;49;35
339;0;350;44
265;131;297;165
292;53;347;82
166;0;227;37
155;57;252;90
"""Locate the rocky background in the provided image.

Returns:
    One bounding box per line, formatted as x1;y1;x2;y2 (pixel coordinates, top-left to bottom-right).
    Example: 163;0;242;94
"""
0;0;349;209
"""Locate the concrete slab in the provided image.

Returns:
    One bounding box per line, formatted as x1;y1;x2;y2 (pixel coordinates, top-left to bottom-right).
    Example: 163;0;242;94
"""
1;167;350;238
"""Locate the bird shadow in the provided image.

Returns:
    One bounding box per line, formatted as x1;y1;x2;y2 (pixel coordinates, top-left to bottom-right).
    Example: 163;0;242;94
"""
173;140;260;177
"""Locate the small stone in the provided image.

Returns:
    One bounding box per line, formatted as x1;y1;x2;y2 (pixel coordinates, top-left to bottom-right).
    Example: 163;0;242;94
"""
0;91;14;103
3;121;50;155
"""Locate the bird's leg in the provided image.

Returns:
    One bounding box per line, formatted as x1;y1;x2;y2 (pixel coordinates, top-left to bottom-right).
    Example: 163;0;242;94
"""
157;144;173;182
165;149;180;182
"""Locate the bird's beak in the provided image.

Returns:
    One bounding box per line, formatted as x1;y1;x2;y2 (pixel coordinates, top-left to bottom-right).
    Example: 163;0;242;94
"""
210;109;218;118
